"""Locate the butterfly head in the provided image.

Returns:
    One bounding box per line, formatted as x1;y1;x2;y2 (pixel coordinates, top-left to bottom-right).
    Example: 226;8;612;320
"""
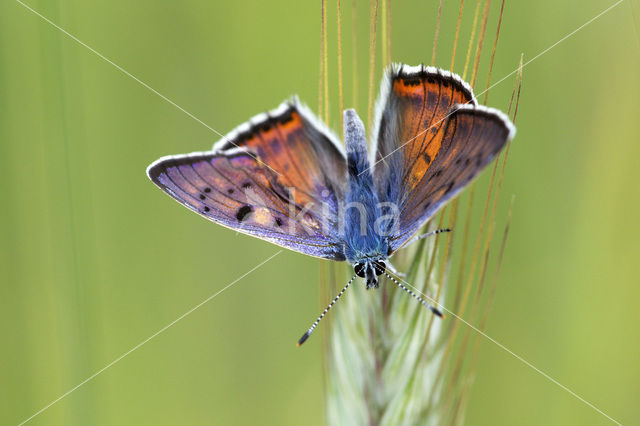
354;260;386;289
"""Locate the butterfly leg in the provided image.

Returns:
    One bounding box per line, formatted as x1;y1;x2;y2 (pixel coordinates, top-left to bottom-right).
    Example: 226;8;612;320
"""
404;228;452;248
385;261;406;278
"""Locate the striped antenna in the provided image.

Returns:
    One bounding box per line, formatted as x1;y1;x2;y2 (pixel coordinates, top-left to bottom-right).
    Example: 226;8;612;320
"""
384;272;445;318
297;274;357;346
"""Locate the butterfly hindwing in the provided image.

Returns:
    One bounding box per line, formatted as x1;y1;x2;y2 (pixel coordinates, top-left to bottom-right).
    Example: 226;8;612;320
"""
147;100;347;260
390;104;515;250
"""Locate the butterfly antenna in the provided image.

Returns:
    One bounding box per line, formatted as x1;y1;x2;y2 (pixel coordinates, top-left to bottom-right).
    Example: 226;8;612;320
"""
297;274;357;347
384;272;445;318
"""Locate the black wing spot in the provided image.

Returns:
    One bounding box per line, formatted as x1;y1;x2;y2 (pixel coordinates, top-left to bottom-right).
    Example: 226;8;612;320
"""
423;153;432;164
428;169;443;182
275;218;283;227
442;79;450;88
199;194;206;200
446;180;455;193
241;182;252;189
228;188;235;194
204;206;210;212
236;205;253;222
465;158;471;166
423;201;431;211
204;187;211;193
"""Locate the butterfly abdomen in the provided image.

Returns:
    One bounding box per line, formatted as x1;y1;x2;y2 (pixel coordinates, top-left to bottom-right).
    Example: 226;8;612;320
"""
341;109;389;263
344;109;370;178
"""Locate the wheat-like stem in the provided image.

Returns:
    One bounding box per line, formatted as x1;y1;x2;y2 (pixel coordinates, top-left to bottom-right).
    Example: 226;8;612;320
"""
322;1;518;424
325;226;448;425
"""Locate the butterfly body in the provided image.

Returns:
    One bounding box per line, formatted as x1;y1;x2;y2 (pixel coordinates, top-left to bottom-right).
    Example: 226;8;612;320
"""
342;109;389;278
147;64;516;342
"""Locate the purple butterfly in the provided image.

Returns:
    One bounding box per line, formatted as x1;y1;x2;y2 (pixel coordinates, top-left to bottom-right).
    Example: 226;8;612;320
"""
147;64;515;345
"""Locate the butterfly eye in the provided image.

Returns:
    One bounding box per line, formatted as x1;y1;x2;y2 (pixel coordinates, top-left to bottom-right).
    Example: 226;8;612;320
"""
354;263;366;278
373;261;386;276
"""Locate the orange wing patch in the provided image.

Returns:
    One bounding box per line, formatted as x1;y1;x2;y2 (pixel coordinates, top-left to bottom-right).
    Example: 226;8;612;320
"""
215;103;346;214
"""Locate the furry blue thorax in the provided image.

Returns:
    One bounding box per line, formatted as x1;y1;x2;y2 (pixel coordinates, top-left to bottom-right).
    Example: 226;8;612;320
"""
341;109;389;264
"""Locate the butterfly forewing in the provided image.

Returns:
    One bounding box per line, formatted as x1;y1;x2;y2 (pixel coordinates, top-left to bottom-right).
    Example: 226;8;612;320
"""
147;100;348;260
213;99;347;215
372;65;476;203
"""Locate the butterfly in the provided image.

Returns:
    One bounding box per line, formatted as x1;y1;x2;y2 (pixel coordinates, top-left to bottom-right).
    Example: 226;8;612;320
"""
147;64;515;345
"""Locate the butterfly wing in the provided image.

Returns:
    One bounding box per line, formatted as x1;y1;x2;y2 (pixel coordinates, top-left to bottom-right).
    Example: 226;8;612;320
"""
147;99;348;260
372;65;476;204
212;98;347;211
371;65;515;252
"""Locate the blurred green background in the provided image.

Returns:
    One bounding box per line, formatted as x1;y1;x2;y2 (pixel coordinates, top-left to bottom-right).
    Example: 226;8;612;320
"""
1;0;639;424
